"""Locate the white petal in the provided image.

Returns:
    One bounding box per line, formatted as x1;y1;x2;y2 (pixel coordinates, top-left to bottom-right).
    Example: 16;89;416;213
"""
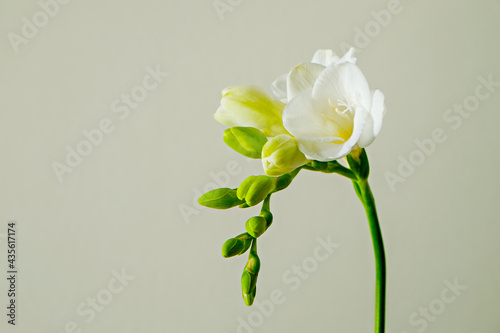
312;62;372;115
214;105;238;127
287;63;325;101
271;73;288;102
311;49;337;66
296;106;369;161
371;89;386;137
337;48;357;65
283;90;335;140
358;90;385;148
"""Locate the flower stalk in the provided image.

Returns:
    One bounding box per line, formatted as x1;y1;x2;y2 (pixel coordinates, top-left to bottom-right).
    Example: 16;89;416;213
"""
348;149;385;333
355;178;386;333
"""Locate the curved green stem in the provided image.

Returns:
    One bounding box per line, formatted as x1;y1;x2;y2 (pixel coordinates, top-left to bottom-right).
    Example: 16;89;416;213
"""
355;179;386;333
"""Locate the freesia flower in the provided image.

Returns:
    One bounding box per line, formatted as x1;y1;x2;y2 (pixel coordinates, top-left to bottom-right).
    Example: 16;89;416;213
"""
200;48;389;332
214;85;288;137
276;48;386;161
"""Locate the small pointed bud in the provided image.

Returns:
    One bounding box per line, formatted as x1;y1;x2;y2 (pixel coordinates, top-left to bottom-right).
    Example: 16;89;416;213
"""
262;134;308;176
245;216;267;238
222;233;252;258
241;240;260;306
241;248;260;306
198;188;245;209
223;127;268;159
237;175;276;207
241;270;256;296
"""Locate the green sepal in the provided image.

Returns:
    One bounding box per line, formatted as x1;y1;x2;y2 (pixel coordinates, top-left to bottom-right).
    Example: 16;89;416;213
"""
223;127;268;159
198;188;245;209
347;148;370;180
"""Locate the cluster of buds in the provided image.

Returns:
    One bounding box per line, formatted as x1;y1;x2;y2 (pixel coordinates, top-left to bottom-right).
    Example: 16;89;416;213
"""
199;164;295;305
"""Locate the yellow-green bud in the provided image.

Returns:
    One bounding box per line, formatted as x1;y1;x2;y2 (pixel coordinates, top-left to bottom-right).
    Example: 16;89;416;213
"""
241;247;260;306
237;176;256;200
237;175;276;207
198;188;245;209
223;127;268;159
262;134;308;176
214;86;288;137
245;216;267;238
221;233;252;258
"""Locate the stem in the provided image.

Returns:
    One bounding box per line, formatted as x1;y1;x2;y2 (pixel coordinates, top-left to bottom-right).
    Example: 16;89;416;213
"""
304;161;358;180
330;164;358;180
356;179;386;333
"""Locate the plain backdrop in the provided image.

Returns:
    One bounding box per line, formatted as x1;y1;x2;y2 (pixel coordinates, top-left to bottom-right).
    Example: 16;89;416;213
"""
1;0;500;332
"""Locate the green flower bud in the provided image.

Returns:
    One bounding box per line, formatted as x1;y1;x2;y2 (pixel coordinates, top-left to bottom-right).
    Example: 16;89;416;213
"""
237;175;276;207
262;134;308;176
245;216;267;238
223;127;268;159
214;86;288;137
221;233;252;258
237;176;256;200
241;270;257;296
241;242;260;306
198;188;245;209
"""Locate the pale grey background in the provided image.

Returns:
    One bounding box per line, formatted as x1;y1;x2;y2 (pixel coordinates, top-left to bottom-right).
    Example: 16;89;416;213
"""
1;0;499;332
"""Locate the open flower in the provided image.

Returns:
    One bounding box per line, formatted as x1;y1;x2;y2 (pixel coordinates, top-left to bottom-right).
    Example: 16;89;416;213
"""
278;49;386;161
214;86;288;137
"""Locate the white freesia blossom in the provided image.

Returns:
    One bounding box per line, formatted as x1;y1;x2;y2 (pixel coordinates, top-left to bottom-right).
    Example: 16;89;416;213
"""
276;48;386;161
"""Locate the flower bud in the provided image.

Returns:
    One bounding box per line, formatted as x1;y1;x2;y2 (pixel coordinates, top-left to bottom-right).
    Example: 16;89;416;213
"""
262;134;308;176
245;216;267;238
241;244;260;306
214;86;288;137
223;127;268;159
198;188;245;209
243;285;257;307
221;233;252;258
237;175;276;207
